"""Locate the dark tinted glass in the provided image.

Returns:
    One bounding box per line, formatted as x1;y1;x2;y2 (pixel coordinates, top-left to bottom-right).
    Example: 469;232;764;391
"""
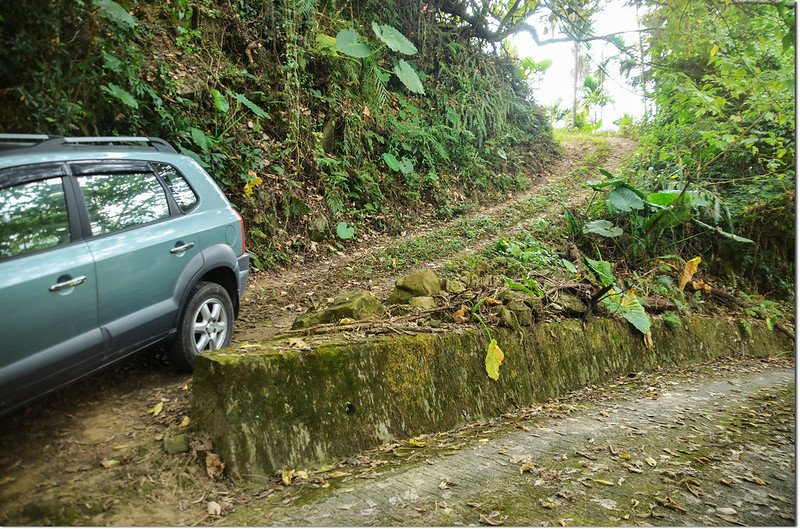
153;162;198;212
78;172;170;236
0;177;70;259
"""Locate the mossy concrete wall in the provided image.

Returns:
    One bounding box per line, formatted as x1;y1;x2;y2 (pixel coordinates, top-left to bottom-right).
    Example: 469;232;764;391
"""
191;317;792;481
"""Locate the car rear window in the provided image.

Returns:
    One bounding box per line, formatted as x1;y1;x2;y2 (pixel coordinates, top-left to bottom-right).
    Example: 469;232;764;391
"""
152;162;198;212
0;177;70;259
77;172;170;236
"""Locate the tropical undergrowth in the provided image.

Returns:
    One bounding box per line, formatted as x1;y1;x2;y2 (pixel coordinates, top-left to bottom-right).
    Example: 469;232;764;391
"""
619;0;795;297
0;0;557;268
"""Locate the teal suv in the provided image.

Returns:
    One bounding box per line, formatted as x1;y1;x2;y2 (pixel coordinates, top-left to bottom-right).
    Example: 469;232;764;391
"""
0;135;249;416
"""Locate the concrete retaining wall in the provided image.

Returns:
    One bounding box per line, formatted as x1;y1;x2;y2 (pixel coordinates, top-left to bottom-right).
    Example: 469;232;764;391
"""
191;316;792;481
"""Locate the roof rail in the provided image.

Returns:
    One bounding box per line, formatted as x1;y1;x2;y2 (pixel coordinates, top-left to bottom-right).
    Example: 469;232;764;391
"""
60;136;177;153
0;135;178;154
0;134;51;149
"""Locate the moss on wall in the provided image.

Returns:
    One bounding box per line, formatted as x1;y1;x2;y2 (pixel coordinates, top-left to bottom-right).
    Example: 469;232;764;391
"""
191;316;792;481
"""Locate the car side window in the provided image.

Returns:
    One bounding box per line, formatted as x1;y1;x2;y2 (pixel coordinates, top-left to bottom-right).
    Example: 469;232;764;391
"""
152;162;198;213
77;172;170;236
0;177;71;259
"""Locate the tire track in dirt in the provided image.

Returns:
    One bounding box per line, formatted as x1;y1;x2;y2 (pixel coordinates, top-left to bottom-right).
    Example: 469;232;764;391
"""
235;136;637;343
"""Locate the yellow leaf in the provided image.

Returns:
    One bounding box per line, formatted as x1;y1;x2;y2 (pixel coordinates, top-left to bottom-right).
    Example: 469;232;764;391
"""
179;416;190;428
643;331;654;350
243;171;263;197
679;257;702;291
645;456;657;467
295;470;309;480
710;44;720;57
0;476;16;486
281;469;294;485
692;280;712;293
592;478;615;486
101;459;120;468
327;471;350;479
519;462;536;474
408;437;428;447
485;339;504;381
149;401;163;416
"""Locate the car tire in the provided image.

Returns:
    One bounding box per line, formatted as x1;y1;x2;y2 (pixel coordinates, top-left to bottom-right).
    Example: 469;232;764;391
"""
169;281;234;371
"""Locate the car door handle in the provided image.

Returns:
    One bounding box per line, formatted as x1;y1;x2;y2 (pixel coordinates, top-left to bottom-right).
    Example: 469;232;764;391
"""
170;242;195;254
49;275;87;292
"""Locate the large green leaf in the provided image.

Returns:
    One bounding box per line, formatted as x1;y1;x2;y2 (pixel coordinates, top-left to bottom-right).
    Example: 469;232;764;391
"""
584;257;615;287
586;177;625;190
335;29;373;58
371;23;417;55
583;219;623;238
398;157;414;174
100;83;138;109
210;89;230;114
93;0;137;28
229;91;269;119
608;185;645;212
382;152;401;171
393;60;425;95
600;288;651;335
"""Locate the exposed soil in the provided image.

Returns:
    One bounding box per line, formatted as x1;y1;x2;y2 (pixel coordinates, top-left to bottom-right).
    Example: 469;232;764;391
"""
6;134;789;527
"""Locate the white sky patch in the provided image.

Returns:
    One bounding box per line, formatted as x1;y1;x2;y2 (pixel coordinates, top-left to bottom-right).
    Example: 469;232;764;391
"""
511;0;649;130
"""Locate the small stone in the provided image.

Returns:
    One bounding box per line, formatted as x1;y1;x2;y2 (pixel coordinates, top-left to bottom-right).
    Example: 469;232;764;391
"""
408;296;437;310
552;292;587;315
164;434;190;454
444;279;466;294
293;290;384;329
389;269;441;303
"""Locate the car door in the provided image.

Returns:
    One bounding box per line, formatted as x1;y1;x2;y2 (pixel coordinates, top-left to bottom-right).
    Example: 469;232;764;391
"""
0;165;102;414
71;161;202;360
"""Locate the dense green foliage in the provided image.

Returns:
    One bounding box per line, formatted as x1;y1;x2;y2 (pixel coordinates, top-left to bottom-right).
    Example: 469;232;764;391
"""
624;0;795;295
0;0;557;268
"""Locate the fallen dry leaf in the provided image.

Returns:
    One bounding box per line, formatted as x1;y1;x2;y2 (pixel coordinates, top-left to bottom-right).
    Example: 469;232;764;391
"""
179;416;190;428
592;478;614;486
438;479;456;489
645;456;657;467
643;331;654;350
281;469;294;485
679;256;702;291
479;511;504;526
519;462;536;475
539;499;559;510
206;452;225;481
452;305;468;323
327;471;350;479
101;459;120;469
149;401;163;417
207;501;222;516
408;437;428;448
